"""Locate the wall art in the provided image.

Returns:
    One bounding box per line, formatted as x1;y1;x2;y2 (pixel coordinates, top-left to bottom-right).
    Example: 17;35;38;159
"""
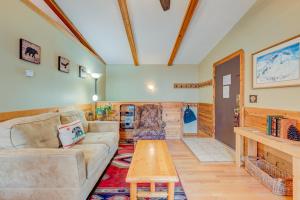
20;39;41;64
58;56;70;73
252;35;300;88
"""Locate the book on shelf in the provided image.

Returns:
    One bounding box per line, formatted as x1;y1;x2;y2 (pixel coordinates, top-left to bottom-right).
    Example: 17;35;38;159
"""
266;115;272;135
266;115;283;136
266;115;297;139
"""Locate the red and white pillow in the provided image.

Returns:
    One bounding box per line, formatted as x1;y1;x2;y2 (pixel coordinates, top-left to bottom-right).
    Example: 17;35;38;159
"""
57;120;85;148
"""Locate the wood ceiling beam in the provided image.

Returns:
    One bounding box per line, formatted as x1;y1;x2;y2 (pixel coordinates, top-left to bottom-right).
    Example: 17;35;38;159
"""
118;0;139;66
44;0;106;64
168;0;199;66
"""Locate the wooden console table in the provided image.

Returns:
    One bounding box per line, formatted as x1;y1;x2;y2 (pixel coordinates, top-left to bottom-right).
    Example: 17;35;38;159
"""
234;127;300;200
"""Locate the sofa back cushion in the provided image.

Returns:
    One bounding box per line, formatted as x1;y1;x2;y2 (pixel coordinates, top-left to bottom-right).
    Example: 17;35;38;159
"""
0;113;61;149
60;110;89;132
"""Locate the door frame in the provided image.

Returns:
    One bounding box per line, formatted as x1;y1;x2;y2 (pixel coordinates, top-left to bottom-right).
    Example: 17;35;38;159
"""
212;49;245;138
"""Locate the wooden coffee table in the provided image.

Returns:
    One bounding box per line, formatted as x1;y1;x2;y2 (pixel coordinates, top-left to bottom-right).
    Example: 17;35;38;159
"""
126;140;179;200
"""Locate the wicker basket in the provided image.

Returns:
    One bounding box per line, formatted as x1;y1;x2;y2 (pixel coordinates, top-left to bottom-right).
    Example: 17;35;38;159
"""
245;156;293;196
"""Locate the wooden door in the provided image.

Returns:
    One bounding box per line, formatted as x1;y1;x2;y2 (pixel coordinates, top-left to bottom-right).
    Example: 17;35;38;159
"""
215;55;240;149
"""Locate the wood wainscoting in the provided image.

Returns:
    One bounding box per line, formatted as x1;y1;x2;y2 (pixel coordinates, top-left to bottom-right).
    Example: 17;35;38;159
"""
244;107;300;173
0;103;94;122
96;102;184;140
162;102;183;139
198;103;213;137
1;101;214;140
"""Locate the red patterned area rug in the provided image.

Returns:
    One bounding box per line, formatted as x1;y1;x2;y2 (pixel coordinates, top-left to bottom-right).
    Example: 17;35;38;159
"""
89;142;187;200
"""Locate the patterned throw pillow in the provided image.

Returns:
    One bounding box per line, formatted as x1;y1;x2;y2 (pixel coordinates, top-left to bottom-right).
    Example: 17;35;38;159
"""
57;120;85;148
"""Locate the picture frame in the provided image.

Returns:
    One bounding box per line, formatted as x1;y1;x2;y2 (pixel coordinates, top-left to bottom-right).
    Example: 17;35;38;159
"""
19;39;41;64
252;35;300;89
79;65;88;78
58;56;70;73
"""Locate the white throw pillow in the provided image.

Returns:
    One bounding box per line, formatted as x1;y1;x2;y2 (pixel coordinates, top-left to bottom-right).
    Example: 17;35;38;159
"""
57;120;86;148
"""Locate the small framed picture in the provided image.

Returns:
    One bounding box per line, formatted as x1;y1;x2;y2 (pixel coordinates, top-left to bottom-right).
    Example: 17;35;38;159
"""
20;39;41;64
79;66;88;78
58;56;70;73
249;95;258;103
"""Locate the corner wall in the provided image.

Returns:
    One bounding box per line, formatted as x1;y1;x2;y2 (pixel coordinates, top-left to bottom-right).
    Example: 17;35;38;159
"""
198;0;300;110
0;0;106;112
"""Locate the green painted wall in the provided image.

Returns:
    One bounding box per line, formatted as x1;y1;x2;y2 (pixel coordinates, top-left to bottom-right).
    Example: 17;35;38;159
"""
198;0;300;110
106;64;200;102
0;0;105;112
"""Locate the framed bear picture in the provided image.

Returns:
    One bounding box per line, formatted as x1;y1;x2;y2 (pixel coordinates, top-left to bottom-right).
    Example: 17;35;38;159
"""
19;39;41;64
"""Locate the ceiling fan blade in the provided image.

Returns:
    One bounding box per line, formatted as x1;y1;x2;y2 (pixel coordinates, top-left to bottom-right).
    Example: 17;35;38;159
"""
160;0;170;11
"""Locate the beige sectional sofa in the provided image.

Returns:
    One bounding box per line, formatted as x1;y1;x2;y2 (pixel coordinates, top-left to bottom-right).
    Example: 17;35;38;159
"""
0;111;119;200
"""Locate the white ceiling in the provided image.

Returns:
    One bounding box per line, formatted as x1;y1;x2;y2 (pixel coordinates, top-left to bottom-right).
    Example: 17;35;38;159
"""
29;0;73;35
176;0;256;64
31;0;256;65
127;0;189;64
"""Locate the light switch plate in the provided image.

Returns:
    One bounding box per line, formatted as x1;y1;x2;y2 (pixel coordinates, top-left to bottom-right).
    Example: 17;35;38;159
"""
25;69;34;77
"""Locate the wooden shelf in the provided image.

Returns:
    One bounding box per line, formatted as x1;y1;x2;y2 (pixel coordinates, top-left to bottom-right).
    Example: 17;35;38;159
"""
234;127;300;157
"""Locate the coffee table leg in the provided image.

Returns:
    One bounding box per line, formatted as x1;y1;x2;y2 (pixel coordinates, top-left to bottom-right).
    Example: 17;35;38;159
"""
130;183;137;200
168;182;175;200
150;182;155;192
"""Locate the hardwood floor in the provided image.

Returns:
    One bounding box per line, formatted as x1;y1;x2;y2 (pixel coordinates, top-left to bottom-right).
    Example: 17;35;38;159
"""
166;139;291;200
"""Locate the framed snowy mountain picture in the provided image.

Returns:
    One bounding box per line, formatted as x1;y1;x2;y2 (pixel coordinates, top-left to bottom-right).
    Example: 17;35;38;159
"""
252;35;300;88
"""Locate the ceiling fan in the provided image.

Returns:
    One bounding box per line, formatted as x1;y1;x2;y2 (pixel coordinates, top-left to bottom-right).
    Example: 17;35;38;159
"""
160;0;170;11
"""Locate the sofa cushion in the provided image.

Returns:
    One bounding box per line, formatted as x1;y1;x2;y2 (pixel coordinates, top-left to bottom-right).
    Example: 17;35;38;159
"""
60;110;88;133
79;132;119;153
72;144;109;178
0;113;61;149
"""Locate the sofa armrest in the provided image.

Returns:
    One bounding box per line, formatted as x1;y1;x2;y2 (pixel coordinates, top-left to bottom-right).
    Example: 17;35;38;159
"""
0;148;86;188
88;121;119;133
